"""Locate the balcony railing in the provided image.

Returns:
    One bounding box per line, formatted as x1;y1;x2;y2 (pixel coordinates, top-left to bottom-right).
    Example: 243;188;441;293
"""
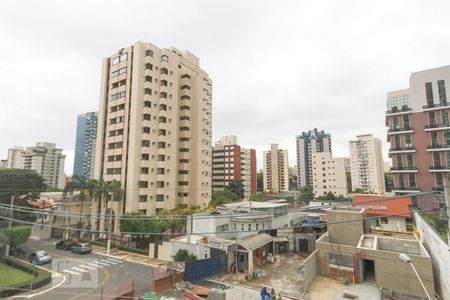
423;102;449;109
386;106;411;114
427;143;450;150
392;186;420;191
390;166;416;171
387;126;413;133
429;165;450;170
425;123;450;129
389;146;415;152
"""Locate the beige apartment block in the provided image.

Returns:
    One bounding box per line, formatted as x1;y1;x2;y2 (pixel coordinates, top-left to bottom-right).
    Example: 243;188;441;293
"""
312;152;347;197
6;146;25;168
263;144;289;193
212;136;256;199
349;134;386;194
94;41;212;217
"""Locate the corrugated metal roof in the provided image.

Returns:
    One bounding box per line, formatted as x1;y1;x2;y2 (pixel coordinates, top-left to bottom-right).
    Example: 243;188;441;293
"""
238;233;273;251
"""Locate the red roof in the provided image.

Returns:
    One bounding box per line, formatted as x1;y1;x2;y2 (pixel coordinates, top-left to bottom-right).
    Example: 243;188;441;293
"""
352;195;412;218
27;200;54;209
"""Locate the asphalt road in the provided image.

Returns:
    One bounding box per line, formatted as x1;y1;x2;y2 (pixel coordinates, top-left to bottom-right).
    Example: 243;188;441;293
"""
15;239;154;300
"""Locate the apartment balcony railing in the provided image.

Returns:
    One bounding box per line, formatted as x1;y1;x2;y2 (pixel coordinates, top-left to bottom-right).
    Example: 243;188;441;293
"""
386;106;411;114
432;187;444;192
390;166;416;171
423;102;449;109
392;186;420;191
425;123;450;129
427;143;450;150
387;126;413;133
429;165;450;170
389;146;415;152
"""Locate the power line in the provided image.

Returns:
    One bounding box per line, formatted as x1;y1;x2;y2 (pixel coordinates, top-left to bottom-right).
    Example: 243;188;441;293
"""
0;192;433;220
0;208;438;236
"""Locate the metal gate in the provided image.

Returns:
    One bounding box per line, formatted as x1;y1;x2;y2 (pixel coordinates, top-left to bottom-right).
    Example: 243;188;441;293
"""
185;255;227;282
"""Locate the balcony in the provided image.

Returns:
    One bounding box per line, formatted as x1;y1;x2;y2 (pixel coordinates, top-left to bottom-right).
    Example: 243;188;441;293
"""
386;106;412;116
422;102;450;111
424;123;450;131
387;126;414;135
388;146;415;154
392;186;421;193
427;143;450;151
429;165;450;172
390;166;418;173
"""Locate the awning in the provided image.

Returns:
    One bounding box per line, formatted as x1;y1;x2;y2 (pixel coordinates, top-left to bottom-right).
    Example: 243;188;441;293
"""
273;236;289;242
238;233;273;251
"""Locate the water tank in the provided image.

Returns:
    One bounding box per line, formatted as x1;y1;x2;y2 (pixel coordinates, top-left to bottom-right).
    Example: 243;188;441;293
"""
306;215;320;225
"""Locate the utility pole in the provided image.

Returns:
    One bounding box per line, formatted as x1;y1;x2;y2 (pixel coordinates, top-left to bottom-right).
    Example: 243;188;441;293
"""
5;195;14;256
444;174;450;246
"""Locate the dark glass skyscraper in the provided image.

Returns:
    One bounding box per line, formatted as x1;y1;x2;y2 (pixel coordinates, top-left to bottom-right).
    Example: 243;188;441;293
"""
73;112;98;179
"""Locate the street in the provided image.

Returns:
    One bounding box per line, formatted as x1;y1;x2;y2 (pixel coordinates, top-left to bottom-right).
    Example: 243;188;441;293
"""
15;239;154;299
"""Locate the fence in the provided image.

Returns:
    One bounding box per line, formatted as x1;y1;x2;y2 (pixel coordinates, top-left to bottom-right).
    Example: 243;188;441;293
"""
152;267;185;293
185;255;227;282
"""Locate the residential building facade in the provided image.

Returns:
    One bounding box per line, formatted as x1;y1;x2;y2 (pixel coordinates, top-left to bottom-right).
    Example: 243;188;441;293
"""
212;135;257;199
73;111;98;179
349;134;386;194
94;41;212;216
386;65;450;195
263;144;289;193
6;146;25;168
311;152;347;197
296;129;332;188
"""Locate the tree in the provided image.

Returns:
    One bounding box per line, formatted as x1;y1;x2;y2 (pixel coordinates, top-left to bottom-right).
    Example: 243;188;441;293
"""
289;175;297;191
4;226;31;255
317;192;336;200
256;171;264;192
210;190;240;208
64;175;96;227
299;185;314;202
226;180;245;199
346;172;352;193
174;249;197;261
353;188;366;194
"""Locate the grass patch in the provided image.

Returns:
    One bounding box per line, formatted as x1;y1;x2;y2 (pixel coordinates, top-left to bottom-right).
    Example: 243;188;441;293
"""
420;212;448;242
0;262;34;287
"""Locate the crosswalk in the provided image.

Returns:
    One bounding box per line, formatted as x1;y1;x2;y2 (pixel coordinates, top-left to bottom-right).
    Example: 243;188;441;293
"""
61;258;123;276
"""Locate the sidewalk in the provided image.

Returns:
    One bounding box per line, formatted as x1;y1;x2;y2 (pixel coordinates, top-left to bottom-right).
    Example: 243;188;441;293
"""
91;245;168;268
207;280;298;300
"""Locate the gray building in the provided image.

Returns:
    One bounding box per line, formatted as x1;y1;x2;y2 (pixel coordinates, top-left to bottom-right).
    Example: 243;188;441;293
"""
296;128;331;188
73;112;97;179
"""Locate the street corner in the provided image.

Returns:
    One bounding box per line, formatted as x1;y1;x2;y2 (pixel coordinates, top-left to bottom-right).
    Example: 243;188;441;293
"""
52;257;99;288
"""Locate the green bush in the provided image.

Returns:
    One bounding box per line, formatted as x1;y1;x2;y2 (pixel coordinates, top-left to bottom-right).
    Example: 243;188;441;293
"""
4;226;31;247
174;249;197;262
118;245;148;256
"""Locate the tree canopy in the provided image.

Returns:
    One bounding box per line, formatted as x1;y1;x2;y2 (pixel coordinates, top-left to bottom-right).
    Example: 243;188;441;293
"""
0;169;46;203
227;180;245;199
299;185;314;202
210;190;240;208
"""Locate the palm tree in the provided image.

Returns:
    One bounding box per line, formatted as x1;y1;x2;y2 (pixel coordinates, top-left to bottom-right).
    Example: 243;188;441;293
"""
92;179;122;233
63;175;96;231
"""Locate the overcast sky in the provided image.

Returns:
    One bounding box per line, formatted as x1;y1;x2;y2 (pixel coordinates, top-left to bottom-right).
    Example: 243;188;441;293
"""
1;0;450;174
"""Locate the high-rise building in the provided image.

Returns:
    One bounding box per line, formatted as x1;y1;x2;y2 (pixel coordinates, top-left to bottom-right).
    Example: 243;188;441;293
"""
386;65;450;195
212;136;257;199
0;160;7;168
263;144;289;193
19;142;66;189
311;152;347;197
73;111;98;179
6;146;25;168
94;41;212;216
296;129;332;188
349;134;386;194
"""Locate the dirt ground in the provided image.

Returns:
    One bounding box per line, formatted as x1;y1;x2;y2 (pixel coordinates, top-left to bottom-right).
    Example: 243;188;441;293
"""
220;254;305;299
306;276;345;300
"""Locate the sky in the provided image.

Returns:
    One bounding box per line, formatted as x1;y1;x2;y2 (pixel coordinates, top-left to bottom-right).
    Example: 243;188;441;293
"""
1;0;450;174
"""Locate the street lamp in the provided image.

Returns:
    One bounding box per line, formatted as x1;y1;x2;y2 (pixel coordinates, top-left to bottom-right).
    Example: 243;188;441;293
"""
398;253;432;300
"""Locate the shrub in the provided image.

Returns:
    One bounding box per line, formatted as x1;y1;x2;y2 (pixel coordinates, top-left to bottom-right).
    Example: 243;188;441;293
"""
174;249;197;262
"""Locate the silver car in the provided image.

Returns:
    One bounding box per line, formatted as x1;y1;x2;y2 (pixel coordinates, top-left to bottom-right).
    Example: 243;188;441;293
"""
71;242;92;254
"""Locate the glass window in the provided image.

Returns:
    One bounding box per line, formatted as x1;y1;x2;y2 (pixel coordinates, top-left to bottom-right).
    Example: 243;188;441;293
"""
425;82;434;104
442;111;449;125
391;97;398;108
398;174;405;188
393;116;399;129
445;131;450;145
431;131;439;145
429;112;436;126
402;115;410;128
396;154;403;168
408;174;416;188
436;173;444;187
400;95;408;108
146;49;153;57
438;80;447;105
161;55;169;62
433;152;441;167
156;194;164;202
241;224;244;231
112;57;120;65
446;152;450;166
406;153;414;168
405;134;412;148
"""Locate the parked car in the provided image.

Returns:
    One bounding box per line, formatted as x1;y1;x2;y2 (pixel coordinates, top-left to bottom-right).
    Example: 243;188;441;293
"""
29;250;53;265
71;243;92;254
56;239;77;250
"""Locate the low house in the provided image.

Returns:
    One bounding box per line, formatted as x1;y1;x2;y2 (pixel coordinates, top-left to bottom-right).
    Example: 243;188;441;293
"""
237;233;273;275
311;207;435;299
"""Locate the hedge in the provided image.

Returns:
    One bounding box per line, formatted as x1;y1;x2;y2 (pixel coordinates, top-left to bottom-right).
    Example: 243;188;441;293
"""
82;239;148;256
0;257;52;297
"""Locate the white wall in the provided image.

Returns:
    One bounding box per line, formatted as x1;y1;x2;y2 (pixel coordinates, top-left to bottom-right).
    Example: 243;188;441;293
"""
415;213;450;299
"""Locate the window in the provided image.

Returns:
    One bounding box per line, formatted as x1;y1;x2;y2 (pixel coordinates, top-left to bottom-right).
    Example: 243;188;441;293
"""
180;105;190;110
144;101;151;107
111;91;126;100
145;63;153;70
160;80;168;87
143;114;151;120
429;112;436;126
179;181;188;186
161;68;168;75
180;126;189;131
140;167;149;174
157;181;165;188
138;181;148;188
157;155;165;161
159;116;167;123
144;88;152;95
158;129;166;136
179;170;189;175
402;114;410;128
142;154;149;160
406;153;414;168
179;148;189;152
143;127;150;134
178;192;188;197
181;95;190;100
241;224;244;231
146;49;153;57
405;134;412;148
111;67;127;77
391;97;397;108
400;95;408;108
179;159;189;163
159;104;167;111
157;142;166;148
248;224;251;231
156;194;164;202
425;82;434;105
160;92;167;98
109;116;124;124
145;75;152;82
157;168;165;174
112;53;128;65
142;140;150;147
445;131;450;145
438;80;447;105
181;74;191;79
106;168;121;175
433;152;441;167
181;85;190;90
393;116;399;129
442;111;449;125
396;154;403;168
180;116;190;121
161;55;169;62
431;131;439;145
179;137;190;141
139;195;148;202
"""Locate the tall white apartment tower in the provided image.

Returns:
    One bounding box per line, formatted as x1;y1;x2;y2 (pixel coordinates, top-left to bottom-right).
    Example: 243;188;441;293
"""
263;144;289;193
94;41;212;216
349;134;386;194
6;146;25;169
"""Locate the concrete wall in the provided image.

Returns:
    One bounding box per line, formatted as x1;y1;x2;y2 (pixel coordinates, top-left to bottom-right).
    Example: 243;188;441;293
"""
415;212;450;299
377;236;420;255
327;209;364;246
301;250;318;292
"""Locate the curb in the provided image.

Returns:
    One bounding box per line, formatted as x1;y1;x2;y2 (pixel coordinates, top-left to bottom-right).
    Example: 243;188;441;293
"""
92;250;163;268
